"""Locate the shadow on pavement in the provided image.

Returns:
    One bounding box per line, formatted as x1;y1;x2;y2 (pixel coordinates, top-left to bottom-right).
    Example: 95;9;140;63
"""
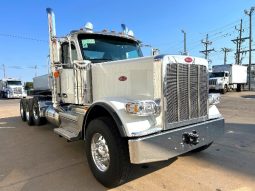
242;95;255;99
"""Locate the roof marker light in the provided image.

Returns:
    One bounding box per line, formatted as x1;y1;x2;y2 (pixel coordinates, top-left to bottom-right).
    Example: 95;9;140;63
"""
128;30;134;37
85;22;93;32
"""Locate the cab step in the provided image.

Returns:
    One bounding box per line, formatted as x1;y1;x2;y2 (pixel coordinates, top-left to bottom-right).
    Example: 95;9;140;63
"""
54;128;80;141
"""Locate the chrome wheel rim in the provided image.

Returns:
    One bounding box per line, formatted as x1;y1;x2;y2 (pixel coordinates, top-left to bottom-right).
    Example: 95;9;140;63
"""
91;133;110;172
26;106;30;120
20;104;24;117
33;106;39;120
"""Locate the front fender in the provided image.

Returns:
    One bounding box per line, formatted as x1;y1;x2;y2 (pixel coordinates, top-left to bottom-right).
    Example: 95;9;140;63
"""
89;97;162;137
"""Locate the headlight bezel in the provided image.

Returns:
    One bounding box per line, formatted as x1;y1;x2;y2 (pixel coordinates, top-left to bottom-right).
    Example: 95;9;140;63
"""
125;99;161;116
208;93;221;105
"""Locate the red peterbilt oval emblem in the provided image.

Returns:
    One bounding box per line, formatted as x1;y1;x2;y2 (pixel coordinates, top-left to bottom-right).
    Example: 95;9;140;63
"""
184;57;193;63
118;76;127;81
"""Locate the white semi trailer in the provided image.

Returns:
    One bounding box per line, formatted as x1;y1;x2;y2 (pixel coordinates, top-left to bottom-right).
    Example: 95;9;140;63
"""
20;8;224;187
209;64;247;93
0;78;26;98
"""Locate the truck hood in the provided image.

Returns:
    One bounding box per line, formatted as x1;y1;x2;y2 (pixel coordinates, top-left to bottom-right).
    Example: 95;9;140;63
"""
92;56;155;101
7;85;23;89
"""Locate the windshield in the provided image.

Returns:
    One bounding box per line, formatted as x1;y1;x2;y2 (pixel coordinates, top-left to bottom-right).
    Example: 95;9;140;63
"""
210;72;225;78
7;81;22;86
78;34;143;63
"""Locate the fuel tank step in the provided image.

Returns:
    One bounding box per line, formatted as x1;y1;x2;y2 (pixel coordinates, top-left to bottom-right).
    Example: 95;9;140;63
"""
54;128;80;141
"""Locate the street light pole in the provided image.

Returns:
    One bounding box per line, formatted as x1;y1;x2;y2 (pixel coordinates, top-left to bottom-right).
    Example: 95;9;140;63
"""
244;6;255;91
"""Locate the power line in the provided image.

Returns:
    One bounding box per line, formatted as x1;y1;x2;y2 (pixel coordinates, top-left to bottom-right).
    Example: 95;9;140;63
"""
0;33;47;43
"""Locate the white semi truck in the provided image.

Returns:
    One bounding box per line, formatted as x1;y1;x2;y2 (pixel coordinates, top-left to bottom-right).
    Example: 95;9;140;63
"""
0;78;27;98
20;8;224;187
209;64;247;93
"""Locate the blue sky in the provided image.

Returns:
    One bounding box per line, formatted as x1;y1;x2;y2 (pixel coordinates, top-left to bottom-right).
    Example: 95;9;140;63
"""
0;0;254;82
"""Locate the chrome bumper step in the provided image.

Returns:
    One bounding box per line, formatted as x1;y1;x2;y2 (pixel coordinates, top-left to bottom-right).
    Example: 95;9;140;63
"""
54;128;80;141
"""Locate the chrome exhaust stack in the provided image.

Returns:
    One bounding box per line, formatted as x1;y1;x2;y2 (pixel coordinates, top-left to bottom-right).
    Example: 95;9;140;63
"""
46;8;59;109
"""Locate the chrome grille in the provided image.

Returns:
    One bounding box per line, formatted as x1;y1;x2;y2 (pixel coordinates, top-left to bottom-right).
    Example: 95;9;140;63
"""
165;63;208;129
13;87;22;94
209;79;217;85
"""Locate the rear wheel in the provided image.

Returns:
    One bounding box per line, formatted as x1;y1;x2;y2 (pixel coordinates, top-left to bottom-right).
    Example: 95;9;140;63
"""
26;99;34;126
32;97;46;126
20;99;26;121
85;117;130;188
236;84;242;92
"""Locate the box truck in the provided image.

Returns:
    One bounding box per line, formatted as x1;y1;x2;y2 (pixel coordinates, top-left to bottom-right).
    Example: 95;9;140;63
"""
209;64;247;93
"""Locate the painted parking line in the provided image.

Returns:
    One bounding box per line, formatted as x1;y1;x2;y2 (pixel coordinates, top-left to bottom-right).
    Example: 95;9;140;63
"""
0;127;16;129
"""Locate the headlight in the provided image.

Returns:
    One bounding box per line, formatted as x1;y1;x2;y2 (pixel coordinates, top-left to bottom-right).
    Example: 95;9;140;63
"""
208;93;220;105
125;100;161;116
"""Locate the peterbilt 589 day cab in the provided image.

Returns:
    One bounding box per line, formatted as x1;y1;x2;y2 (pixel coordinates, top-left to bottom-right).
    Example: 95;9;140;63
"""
20;8;224;187
209;64;247;94
0;78;27;98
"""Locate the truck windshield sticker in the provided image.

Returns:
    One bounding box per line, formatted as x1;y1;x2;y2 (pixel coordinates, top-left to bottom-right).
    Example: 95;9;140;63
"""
82;39;95;48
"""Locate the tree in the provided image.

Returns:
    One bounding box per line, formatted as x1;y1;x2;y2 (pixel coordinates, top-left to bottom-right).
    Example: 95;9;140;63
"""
24;82;33;90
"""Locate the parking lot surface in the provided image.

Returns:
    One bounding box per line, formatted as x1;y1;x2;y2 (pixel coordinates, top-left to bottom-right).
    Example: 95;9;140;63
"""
0;92;255;191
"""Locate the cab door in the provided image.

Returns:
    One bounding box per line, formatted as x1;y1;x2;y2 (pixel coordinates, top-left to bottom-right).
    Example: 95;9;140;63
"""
58;42;78;103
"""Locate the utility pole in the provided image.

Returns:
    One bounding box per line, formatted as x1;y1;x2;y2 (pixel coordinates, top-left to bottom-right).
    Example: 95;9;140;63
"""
221;48;232;65
200;34;214;60
237;19;243;64
181;30;187;55
231;19;248;65
35;65;37;77
245;6;255;91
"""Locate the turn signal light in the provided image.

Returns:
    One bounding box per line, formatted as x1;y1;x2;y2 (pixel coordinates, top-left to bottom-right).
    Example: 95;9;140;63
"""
53;71;59;78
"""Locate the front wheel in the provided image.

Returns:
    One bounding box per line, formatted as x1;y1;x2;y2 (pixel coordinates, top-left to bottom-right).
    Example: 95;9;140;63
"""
221;85;228;94
85;117;130;188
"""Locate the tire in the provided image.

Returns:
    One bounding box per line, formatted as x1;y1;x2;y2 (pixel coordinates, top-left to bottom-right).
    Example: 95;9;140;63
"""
32;97;46;126
191;142;213;153
25;99;34;126
236;84;242;92
221;85;227;94
85;117;130;188
20;99;27;121
2;92;7;98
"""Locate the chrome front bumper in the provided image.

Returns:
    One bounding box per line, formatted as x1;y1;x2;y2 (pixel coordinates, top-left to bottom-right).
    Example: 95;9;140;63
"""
128;117;224;164
7;93;26;98
209;84;223;90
